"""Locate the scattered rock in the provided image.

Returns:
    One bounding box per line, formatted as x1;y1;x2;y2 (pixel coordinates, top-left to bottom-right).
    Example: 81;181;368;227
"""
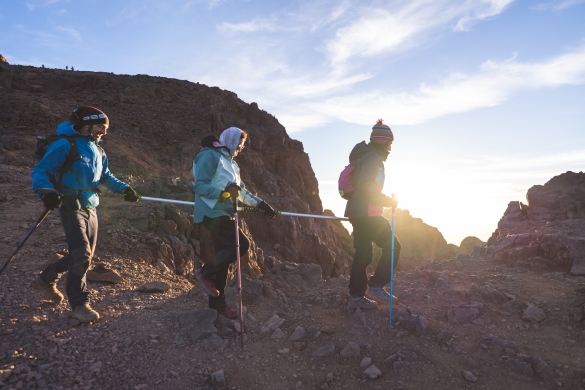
463;371;477;382
313;343;335;357
137;281;171;292
271;328;286;339
522;304;547;323
447;304;482;324
200;334;227;352
360;357;372;368
340;341;361;358
261;314;285;334
362;365;381;379
177;309;218;341
210;369;225;388
87;263;123;283
289;326;306;341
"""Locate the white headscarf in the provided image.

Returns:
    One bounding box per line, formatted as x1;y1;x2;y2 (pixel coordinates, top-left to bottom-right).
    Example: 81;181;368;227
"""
219;127;243;157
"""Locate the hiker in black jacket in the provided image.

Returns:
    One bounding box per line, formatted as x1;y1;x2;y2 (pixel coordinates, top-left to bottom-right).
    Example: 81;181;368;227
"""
344;119;401;309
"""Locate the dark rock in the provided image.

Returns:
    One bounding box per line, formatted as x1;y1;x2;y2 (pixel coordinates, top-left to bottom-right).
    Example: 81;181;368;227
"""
86;263;123;283
137;281;171;292
313;343;335;357
178;309;218;341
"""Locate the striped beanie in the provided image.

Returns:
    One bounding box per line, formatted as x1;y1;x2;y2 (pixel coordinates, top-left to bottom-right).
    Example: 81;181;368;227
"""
370;119;393;144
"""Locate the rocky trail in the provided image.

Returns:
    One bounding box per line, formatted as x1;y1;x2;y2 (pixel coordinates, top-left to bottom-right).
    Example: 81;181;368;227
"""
1;164;585;390
1;61;585;389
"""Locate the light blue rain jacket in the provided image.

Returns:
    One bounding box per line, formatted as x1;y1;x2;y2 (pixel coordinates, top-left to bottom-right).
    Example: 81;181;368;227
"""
31;122;129;209
192;146;262;223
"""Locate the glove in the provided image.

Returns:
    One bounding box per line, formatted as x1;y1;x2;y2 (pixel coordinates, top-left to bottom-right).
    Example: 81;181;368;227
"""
41;192;62;210
123;187;141;202
225;184;241;200
219;184;241;203
258;201;277;218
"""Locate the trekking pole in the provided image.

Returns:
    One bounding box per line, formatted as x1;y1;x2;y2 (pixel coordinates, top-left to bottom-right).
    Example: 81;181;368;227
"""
140;196;349;221
0;208;51;276
389;207;395;329
231;196;245;349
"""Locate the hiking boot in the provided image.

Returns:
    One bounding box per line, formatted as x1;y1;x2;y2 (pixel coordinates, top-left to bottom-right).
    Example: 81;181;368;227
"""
215;305;238;319
194;269;220;297
348;295;378;309
366;286;398;304
32;275;64;303
71;303;99;323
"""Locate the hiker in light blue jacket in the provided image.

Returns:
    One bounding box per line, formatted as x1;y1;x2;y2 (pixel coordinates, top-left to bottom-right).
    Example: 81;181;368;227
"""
31;106;140;323
193;127;276;318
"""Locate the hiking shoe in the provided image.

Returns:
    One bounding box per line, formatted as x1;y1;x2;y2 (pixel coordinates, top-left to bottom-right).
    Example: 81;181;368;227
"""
71;303;99;323
32;275;64;303
348;295;378;309
194;269;220;297
366;286;398;303
215;305;238;319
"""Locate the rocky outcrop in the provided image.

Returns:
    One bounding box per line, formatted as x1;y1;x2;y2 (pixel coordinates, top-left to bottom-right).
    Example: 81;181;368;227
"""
486;171;585;275
391;209;460;269
459;236;485;255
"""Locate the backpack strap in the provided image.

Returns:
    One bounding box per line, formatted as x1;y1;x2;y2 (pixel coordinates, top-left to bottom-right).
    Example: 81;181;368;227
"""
55;137;79;190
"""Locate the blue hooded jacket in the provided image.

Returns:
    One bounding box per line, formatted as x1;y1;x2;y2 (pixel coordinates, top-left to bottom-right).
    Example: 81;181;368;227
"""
31;122;128;209
193;145;262;223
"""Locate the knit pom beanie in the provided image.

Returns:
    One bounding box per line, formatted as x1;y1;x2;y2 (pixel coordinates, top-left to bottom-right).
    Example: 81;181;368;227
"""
370;119;393;144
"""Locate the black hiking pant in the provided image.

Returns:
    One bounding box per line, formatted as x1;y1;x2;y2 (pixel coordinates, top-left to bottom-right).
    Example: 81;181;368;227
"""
41;207;98;308
349;216;401;297
201;216;250;309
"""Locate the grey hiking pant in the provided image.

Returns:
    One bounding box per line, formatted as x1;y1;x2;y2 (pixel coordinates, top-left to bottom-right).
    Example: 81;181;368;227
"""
41;207;98;308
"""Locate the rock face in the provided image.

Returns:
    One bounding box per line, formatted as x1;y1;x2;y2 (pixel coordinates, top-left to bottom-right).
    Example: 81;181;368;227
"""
459;236;485;255
384;209;460;270
486;171;585;275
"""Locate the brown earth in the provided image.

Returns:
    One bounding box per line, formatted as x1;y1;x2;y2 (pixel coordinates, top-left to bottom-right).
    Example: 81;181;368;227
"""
1;62;585;390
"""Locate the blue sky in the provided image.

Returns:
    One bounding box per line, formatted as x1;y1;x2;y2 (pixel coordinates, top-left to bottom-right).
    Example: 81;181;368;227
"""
2;0;585;244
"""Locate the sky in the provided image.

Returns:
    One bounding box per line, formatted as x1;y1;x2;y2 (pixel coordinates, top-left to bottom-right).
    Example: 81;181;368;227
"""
2;0;585;245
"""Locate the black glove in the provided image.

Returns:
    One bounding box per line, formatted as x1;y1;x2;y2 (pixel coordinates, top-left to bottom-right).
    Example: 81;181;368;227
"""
123;187;141;202
225;184;241;199
41;192;62;210
258;201;277;218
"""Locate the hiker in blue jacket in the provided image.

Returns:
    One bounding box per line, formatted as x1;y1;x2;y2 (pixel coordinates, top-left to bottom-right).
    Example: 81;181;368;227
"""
193;127;276;318
31;106;140;323
344;119;401;309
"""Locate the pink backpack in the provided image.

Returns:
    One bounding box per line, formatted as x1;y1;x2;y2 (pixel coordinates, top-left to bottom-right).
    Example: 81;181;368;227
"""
338;160;357;200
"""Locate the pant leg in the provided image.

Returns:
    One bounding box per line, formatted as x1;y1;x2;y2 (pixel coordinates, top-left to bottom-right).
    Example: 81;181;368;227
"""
41;253;71;283
59;207;97;308
368;217;401;288
348;217;375;297
202;216;250;309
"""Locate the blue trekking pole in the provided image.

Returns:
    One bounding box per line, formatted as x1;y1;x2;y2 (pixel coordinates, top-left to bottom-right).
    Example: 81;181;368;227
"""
389;206;395;328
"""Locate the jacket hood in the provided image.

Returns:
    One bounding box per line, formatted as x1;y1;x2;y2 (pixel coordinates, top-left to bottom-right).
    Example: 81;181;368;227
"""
349;141;376;162
56;122;83;136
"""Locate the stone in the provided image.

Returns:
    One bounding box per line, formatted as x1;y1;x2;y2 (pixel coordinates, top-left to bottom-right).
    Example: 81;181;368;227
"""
177;309;218;341
289;326;306;341
340;341;361;358
210;369;225;388
200;334;227;352
271;328;286;339
360;357;372;368
137;281;171;292
447;304;482;324
522;304;546;323
86;263;123;283
463;371;477;382
90;361;102;372
319;325;334;334
313;343;335;357
261;314;285;333
362;365;381;379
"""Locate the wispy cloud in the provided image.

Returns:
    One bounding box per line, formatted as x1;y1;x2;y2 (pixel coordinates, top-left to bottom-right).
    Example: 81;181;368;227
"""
218;16;300;33
310;44;585;127
325;0;515;69
532;0;585;11
55;26;82;42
